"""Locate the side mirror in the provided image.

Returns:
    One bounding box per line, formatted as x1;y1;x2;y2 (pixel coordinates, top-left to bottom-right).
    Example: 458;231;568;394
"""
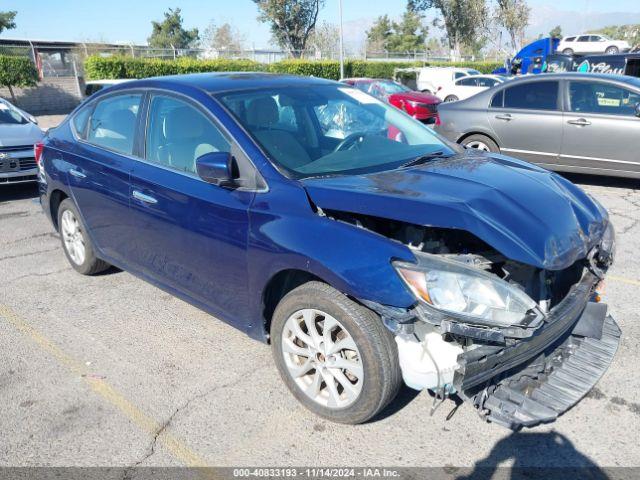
196;151;236;187
635;103;640;118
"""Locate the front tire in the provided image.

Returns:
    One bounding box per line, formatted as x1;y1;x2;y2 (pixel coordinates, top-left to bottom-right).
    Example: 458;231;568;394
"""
605;46;619;54
461;134;500;153
444;95;459;103
57;198;110;275
270;281;401;424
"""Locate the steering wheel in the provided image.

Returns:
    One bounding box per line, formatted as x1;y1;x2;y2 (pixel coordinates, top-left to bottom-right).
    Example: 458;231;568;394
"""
333;132;367;153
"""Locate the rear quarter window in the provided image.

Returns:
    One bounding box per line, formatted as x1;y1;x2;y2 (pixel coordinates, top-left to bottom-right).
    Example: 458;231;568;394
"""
72;105;92;139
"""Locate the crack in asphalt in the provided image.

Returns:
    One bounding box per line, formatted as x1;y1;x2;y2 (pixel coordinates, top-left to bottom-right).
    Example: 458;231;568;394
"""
0;211;31;220
0;231;59;247
123;365;269;474
7;268;69;283
0;247;59;263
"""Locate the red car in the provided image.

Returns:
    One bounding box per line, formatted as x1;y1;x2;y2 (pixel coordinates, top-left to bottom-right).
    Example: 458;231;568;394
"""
340;78;441;124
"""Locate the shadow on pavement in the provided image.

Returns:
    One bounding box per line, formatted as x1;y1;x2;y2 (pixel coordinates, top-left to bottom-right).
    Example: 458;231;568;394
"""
561;172;639;190
0;183;39;202
455;430;608;480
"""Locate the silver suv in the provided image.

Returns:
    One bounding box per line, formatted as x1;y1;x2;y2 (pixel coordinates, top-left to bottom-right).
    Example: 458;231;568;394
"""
435;73;640;179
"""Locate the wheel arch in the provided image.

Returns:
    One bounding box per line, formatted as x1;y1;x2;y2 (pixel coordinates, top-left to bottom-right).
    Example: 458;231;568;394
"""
49;189;69;231
457;130;501;148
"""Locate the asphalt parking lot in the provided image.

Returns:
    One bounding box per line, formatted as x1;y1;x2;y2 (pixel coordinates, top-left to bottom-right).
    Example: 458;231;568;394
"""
1;116;639;470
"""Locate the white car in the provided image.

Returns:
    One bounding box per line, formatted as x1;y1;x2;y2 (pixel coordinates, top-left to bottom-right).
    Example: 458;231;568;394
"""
0;98;45;185
436;74;508;103
558;34;630;55
415;67;481;94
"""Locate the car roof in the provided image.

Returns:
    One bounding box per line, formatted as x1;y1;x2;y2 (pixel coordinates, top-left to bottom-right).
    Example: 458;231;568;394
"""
504;72;640;86
110;72;338;94
85;79;131;85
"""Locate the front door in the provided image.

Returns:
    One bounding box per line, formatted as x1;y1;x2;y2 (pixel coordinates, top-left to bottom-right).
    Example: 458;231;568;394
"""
127;93;254;324
488;80;563;165
561;80;640;175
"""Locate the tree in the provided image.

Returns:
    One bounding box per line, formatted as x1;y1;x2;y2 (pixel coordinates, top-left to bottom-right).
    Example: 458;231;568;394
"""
366;15;394;52
253;0;324;58
0;56;39;104
494;0;530;52
148;8;199;50
410;0;488;58
307;21;340;56
589;24;640;49
549;25;562;39
366;5;428;54
0;10;16;34
202;21;245;53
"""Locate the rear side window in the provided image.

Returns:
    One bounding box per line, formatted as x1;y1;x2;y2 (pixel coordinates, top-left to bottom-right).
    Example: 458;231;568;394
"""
578;36;590;42
490;90;504;108
87;94;142;155
454;72;468;80
457;77;478;86
72;105;92;139
477;77;497;87
145;95;230;174
503;81;559;111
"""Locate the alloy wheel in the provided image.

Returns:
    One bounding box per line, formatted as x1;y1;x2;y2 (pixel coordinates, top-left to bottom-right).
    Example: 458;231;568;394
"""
61;209;86;265
465;140;491;151
281;308;363;409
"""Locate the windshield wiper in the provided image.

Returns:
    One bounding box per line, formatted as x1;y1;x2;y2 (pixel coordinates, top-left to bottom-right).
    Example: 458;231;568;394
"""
400;150;452;169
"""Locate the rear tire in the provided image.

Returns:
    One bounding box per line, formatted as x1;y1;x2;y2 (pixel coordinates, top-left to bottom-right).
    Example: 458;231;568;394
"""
562;48;574;55
605;46;619;55
461;134;500;153
57;198;110;275
270;281;401;424
444;95;459;103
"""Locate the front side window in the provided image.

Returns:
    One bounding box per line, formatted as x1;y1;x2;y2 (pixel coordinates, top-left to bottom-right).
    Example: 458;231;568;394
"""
477;78;498;87
503;81;559;111
145;95;230;174
217;85;451;178
87;94;142;155
569;81;640;116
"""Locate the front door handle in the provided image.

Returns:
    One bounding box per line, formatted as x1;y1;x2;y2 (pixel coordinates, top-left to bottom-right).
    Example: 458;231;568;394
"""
132;190;158;205
495;114;512;121
567;118;592;126
69;168;86;179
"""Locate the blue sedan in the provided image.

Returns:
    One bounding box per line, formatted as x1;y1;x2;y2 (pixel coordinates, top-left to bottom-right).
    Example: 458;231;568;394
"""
38;73;619;428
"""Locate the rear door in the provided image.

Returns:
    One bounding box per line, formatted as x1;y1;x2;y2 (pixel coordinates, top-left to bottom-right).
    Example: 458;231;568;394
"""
127;92;256;323
488;80;563;165
560;79;640;175
66;92;143;264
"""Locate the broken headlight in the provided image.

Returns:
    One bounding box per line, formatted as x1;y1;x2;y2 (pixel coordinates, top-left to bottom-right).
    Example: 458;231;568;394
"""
394;253;539;327
599;222;615;265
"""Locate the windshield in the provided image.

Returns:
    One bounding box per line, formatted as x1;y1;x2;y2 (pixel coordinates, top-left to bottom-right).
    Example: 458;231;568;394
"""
0;101;27;125
217;85;451;178
372;80;411;95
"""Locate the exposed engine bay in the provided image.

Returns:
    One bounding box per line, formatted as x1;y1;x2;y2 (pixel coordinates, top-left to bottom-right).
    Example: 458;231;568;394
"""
323;208;619;428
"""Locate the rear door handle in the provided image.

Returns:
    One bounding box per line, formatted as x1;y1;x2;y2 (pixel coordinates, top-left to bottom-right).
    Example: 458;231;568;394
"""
495;114;512;121
567;118;592;126
69;168;86;179
132;190;158;205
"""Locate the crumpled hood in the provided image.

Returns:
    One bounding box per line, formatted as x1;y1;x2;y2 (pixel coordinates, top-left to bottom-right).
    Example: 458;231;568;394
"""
0;123;44;147
302;152;609;270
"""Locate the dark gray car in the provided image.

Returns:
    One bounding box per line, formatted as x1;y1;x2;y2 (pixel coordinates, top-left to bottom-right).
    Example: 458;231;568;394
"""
435;73;640;179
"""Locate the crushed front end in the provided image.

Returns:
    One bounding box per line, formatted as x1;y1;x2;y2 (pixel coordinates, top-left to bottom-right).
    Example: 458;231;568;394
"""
350;214;620;430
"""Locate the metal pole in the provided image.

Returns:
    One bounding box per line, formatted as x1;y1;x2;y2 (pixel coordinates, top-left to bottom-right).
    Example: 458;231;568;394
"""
339;0;344;80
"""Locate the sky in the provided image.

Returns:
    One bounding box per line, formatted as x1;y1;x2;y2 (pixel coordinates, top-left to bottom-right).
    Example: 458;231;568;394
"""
2;0;640;48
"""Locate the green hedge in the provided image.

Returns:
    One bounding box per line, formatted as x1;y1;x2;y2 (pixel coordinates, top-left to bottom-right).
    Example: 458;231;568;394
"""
0;55;39;89
84;56;502;82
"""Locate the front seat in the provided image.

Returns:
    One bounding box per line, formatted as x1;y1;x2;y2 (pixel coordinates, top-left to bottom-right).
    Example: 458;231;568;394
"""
245;97;311;170
162;107;215;173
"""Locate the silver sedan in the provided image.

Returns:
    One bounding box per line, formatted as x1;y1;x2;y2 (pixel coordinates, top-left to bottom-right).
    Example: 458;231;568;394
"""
435;72;640;179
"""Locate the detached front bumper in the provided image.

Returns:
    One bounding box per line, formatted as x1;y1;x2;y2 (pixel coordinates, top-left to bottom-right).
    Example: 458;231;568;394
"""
453;270;621;429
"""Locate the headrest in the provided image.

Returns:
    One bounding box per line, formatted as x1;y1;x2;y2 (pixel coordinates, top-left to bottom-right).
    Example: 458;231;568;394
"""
104;109;136;136
164;106;204;141
246;97;279;128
